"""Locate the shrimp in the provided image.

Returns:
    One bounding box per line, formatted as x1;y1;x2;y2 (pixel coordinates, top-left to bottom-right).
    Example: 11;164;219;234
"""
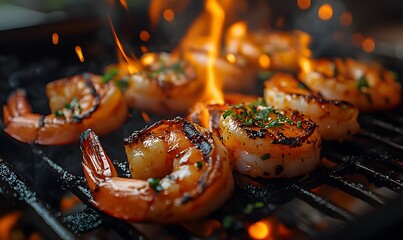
2;73;127;145
298;57;402;112
225;22;312;72
120;52;204;116
218;99;321;178
187;93;258;136
80;117;234;223
264;73;360;141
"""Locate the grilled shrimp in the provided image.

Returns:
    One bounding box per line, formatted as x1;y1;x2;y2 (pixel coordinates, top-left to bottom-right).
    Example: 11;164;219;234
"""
2;73;127;145
218;99;321;178
80;117;234;223
264;73;360;141
298;58;402;112
121;52;204;116
187;93;258;136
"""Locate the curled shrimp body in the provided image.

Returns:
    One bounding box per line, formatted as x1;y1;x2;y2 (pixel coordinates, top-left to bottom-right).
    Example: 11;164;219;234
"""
264;73;360;141
2;73;127;145
219;99;321;179
298;58;402;112
80;117;234;223
121;52;204;116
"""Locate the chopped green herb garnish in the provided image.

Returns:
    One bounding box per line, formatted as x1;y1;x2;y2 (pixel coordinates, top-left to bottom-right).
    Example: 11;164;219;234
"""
298;82;308;89
222;215;235;229
102;67;119;83
147;178;164;192
257;71;274;81
172;62;184;74
243;202;265;214
65;98;79;110
224;99;294;129
357;75;372;103
195;161;203;170
342;104;348;111
55;110;64;117
222;109;233;119
260;153;271;161
115;79;129;92
296;121;302;128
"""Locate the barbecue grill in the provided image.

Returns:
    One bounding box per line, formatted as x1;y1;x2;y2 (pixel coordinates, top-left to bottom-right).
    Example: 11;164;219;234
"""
1;1;403;239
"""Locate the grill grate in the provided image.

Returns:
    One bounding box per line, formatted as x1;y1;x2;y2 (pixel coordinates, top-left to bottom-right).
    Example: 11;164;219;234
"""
0;58;402;239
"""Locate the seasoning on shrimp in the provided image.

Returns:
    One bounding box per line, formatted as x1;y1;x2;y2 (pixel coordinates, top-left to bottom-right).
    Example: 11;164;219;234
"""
219;99;322;179
80;117;234;223
298;57;401;112
264;73;360;141
2;73;128;145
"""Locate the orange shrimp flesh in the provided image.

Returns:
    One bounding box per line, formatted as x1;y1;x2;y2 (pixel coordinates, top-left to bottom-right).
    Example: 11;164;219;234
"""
264;73;360;141
298;58;402;112
123;52;204;116
80;117;234;223
2;73;127;145
218;99;321;178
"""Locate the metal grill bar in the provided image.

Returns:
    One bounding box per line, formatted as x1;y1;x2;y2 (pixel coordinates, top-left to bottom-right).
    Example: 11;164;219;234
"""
359;116;403;135
358;129;403;151
290;184;355;221
0;157;78;240
31;149;144;239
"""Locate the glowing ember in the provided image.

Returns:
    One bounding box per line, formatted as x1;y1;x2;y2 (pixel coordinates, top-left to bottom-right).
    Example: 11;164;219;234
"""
140;30;150;42
299;57;312;73
74;46;85;62
318;4;333;21
248;220;271;240
362;37;375;53
163;9;175;22
297;0;311;10
340;12;353;26
141;111;151;123
226;53;236;64
52;33;59;45
0;212;21;240
258;54;270;69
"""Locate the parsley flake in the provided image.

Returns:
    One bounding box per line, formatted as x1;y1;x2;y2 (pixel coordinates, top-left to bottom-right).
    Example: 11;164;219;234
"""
260;153;271;161
102;67;119;83
147;178;164;192
296;121;302;128
195;161;203;170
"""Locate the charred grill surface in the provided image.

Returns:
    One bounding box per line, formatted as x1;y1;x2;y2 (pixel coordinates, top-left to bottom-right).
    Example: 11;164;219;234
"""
0;57;403;239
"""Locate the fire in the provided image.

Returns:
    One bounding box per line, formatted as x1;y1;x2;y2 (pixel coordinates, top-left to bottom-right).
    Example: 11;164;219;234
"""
109;17;142;74
248;220;271;240
0;211;21;240
299;57;312;73
204;0;225;104
318;4;333;21
52;33;59;45
74;46;85;62
297;0;311;10
362;37;375;53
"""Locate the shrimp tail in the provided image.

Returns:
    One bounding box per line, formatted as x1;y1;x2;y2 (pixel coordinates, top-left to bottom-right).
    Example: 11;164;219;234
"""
3;89;40;143
80;129;153;221
80;129;118;191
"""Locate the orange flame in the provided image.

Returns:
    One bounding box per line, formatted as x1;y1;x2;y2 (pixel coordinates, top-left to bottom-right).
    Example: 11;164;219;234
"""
204;0;225;104
0;212;21;240
52;33;59;45
118;0;129;10
108;17;142;74
248;220;271;240
74;46;84;62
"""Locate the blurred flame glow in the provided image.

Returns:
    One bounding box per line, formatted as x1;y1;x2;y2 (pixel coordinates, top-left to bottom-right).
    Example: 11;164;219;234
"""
340;12;353;26
163;9;175;22
75;46;84;62
140;30;150;42
141;112;151;123
226;53;236;64
204;0;225;104
248;220;271;240
318;4;333;21
297;0;311;10
362;38;375;53
119;0;129;10
52;33;59;45
299;57;312;73
259;54;270;69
